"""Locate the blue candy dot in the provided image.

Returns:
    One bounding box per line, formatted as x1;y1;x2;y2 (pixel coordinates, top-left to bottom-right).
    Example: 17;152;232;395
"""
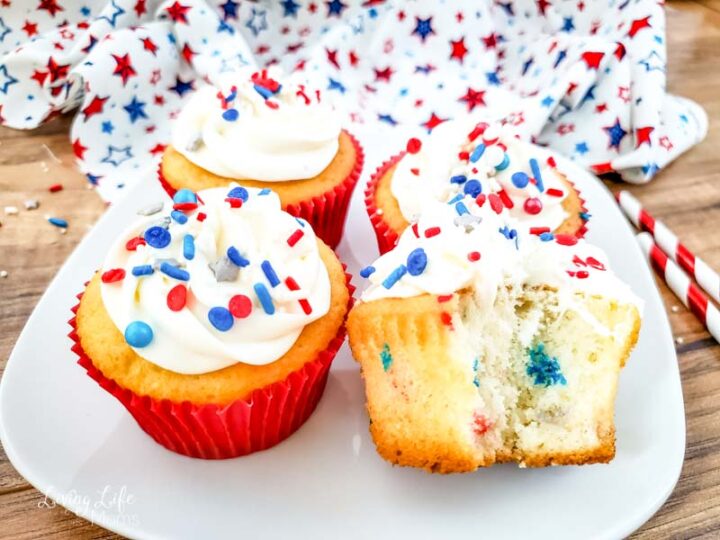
125;321;154;348
173;188;197;204
449;174;467;185
170;210;188;224
144;226;171;249
511;171;529;189
227;186;249;201
208;307;234;331
222;108;239;121
407;248;428;276
463;179;482;197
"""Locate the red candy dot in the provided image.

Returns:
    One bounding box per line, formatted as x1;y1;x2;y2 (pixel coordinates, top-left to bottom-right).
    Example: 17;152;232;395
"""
489;193;503;214
468;251;482;262
229;294;253;318
196;212;207;222
406;137;422;154
101;268;125;283
458;151;470;161
424;226;441;238
167;284;187;311
555;234;578;246
125;237;146;251
225;197;243;208
440;311;453;327
475;194;486;207
576;270;589;279
523;197;543;215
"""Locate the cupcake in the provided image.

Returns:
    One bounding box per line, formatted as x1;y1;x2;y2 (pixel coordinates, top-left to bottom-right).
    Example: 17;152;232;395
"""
366;120;587;254
348;201;641;473
159;67;363;249
70;186;352;459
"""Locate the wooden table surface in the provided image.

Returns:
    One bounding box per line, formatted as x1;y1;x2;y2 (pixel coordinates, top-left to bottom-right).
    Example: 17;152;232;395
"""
2;2;720;538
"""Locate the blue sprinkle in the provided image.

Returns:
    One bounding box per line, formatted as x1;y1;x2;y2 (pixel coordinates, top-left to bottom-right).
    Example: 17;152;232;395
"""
261;260;281;287
382;265;407;289
254;283;275;314
529;158;544;192
406;248;427;276
227;186;249;201
526;343;567;386
227;246;250;267
254;84;273;99
469;143;486;163
463;179;482;197
447;193;463;205
455;201;469;216
380;343;393;372
183;234;195;260
449;174;467;184
258;188;271;195
495;153;510;171
359;265;376;278
124;321;153;348
295;217;306;227
173;188;197;205
499;225;517;240
160;262;190;281
511;171;530;188
170;210;188;224
580;212;591;221
144;226;171;249
48;217;68;228
132;264;154;276
473;358;480;387
208;306;234;331
539;232;554;242
222;108;239;121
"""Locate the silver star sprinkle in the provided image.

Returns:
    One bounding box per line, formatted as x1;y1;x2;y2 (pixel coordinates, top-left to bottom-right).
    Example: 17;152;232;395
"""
186;134;204;152
209;256;239;282
454;213;482;232
24;199;40;210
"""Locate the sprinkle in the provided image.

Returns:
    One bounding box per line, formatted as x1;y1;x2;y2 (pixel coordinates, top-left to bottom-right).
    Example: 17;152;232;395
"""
298;299;312;315
468;123;487;141
124;321;153;348
48;217;68;228
411;222;419;237
675;336;685;345
469;143;486;163
132;264;154;276
575;270;589;279
529;158;544;192
447;193;463;205
186;134;203;152
526;343;566;386
254;84;274;99
144;226;171;248
4;206;18;215
24;199;40;210
424;227;441;238
437;294;453;303
254;283;275;314
472;412;492;435
450;174;467;185
463;179;482;197
258;188;271;195
208;306;234;332
0;270;7;278
407;248;428;276
222;108;239;121
48;183;63;193
160;262;190;281
488;193;503;214
295;217;306;227
183;234;195;260
229;294;253;318
458;151;470;161
167;284;187;311
380;343;393;371
101;268;125;283
406;137;422;154
671;305;680;313
285;276;300;291
475;193;486;207
547;156;557;168
227;186;249;202
225;197;243;208
196;212;207;222
523;197;543;215
261;260;281;287
136;202;164;216
209;256;239;282
546;188;564;197
494;153;510;171
539;232;554;242
511;171;530;189
287;229;304;247
555;234;578;246
530;227;551;235
173;188;198;206
473;358;481;387
498;189;514;208
468;251;481;262
410;168;420;176
455;201;469;216
579;212;591;221
227;246;250;267
126;237;146;251
359;265;376;278
454;213;482;231
170;210;188;224
382;265;407;289
440;312;453;327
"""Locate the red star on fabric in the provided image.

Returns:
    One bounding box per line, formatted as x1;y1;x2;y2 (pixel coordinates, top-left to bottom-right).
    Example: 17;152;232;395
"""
72;138;87;160
308;2;317;13
22;20;38;36
112;54;137;85
286;42;303;53
81;95;108;120
567;82;578;94
181;43;196;64
580;51;604;70
659;136;673;151
45;57;69;83
613;42;626;61
141;37;158;55
31;69;48;86
456;11;464;22
537;0;551;15
482;33;498;49
154;94;165;105
396;10;405;21
348;50;359;67
556;123;574;135
134;0;147;17
618;86;630;103
149;143;167;155
165;1;190;24
326;48;339;69
595;103;608;113
422;112;447;132
459;88;486;111
628;16;651;38
450;38;468;63
150;69;161;85
374;66;393;82
38;0;63;17
635;126;654;147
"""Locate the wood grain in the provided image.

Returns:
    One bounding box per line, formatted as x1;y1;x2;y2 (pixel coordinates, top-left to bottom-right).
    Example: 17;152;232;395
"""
1;2;719;538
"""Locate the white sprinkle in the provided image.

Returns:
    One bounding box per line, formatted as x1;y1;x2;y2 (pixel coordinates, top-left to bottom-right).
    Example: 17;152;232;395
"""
4;206;18;215
24;199;40;210
675;336;685;345
0;270;8;278
60;228;67;235
671;305;680;313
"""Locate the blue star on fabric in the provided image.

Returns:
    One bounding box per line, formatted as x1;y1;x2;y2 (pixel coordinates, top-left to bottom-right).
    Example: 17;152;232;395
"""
541;95;554;108
169;76;194;96
638;51;665;73
604;118;628;150
123;97;148;123
486;71;500;86
101;121;114;134
579;84;596;106
575;141;589;154
217;19;235;34
86;173;101;185
522;57;533;76
0;17;11;42
101;145;133;167
327;78;346;93
414;64;433;74
245;8;268;37
553;49;567;68
642;163;660;176
497;2;514;15
350;13;364;34
377;113;397;126
412;17;434;42
80;6;91;17
219;54;248;73
220;0;239;20
326;0;347;17
0;65;18;94
97;0;125;28
281;0;300;17
561;16;575;32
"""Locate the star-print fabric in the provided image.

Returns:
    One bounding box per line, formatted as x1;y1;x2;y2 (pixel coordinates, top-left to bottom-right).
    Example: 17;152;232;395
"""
0;0;708;201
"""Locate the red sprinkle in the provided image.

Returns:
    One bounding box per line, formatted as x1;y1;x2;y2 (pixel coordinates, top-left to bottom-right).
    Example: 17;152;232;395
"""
287;229;304;247
411;222;419;238
174;202;198;211
196;212;207;222
547;156;557;168
229;294;253;318
264;100;279;110
475;194;487;207
225;197;243;208
546;188;564;197
285;276;300;291
298;298;312;315
167;284;187;311
472;412;493;436
101;268;125;283
498;189;514;209
424;226;441;238
576;270;589;279
49;183;63;193
586;257;606;270
555;234;578;246
530;227;551;235
468;251;482;262
410;167;420;176
437;294;453;303
468;122;488;142
406;137;422;154
458;151;470;161
440;311;453;327
523;197;543;215
125;237;146;251
488;193;503;214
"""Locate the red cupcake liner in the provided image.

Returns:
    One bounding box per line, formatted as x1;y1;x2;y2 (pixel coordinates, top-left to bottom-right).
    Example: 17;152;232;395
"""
69;271;355;460
364;152;589;255
158;130;364;250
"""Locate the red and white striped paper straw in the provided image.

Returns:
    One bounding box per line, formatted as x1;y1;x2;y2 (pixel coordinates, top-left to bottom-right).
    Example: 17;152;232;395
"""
637;232;720;343
618;190;720;304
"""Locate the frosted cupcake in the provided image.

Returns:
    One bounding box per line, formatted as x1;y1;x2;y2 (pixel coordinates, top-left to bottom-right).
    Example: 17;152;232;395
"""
366;120;587;254
70;186;352;459
348;201;641;473
160;67;363;249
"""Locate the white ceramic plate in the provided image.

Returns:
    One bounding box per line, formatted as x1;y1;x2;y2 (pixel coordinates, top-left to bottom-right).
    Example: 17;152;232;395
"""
0;131;684;540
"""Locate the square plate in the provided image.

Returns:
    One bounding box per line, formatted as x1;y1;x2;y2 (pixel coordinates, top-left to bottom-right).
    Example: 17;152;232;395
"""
0;131;684;540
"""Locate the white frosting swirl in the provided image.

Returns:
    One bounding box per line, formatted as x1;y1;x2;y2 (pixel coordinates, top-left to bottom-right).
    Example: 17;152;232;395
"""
391;120;574;231
100;186;331;374
172;67;341;181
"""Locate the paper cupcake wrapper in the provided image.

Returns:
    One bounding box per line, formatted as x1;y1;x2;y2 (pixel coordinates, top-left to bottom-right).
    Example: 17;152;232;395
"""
69;271;355;460
364;153;589;255
158;131;364;250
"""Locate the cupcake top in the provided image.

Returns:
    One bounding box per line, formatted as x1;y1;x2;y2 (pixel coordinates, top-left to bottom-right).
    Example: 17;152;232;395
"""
391;120;577;231
359;199;640;311
100;186;331;374
171;67;341;182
